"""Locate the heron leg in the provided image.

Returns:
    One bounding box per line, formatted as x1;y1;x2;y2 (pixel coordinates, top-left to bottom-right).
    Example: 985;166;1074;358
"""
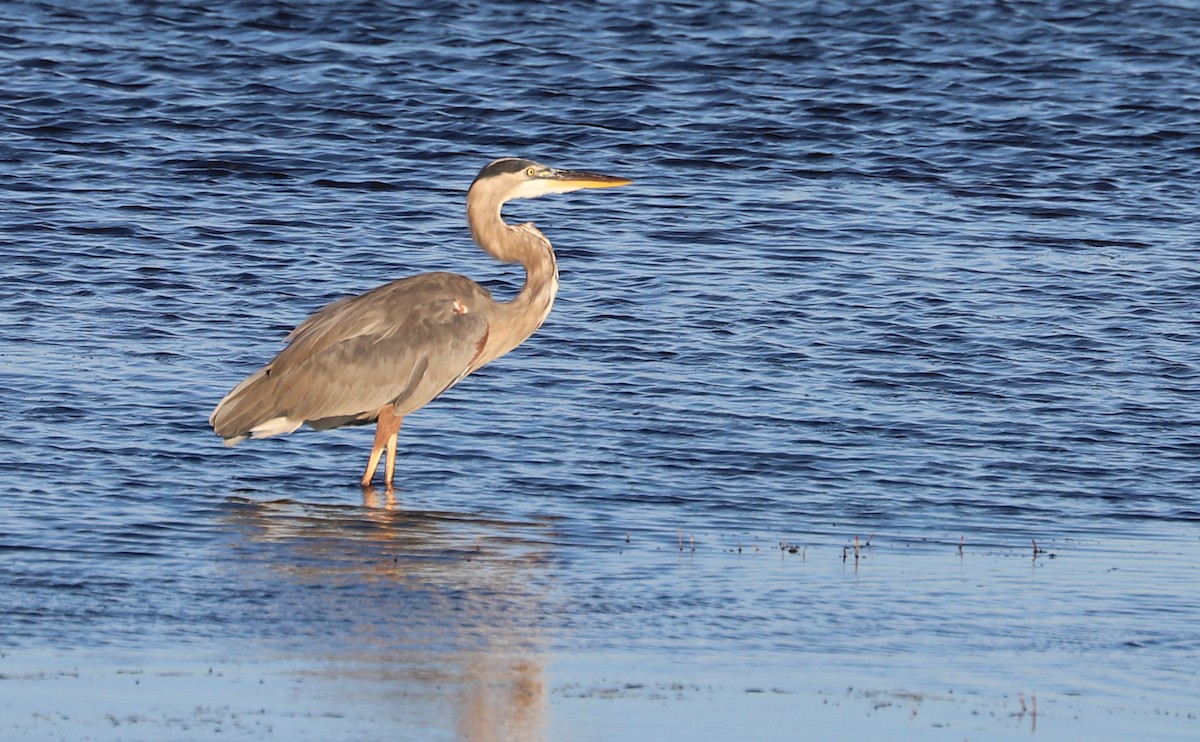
361;447;384;489
384;420;401;488
361;405;403;488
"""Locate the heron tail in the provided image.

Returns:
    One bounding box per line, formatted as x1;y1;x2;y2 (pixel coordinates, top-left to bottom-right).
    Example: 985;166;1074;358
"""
209;367;302;444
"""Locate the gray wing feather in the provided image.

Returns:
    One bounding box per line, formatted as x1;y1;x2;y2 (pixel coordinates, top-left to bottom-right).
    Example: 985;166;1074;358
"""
211;272;491;439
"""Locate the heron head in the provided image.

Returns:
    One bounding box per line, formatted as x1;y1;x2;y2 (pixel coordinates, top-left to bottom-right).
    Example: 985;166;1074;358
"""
471;157;632;202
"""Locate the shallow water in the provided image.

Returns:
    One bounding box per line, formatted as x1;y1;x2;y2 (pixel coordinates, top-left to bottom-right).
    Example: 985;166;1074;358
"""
2;0;1199;738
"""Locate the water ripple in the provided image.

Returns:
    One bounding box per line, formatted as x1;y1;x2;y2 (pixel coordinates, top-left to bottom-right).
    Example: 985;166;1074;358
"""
2;0;1199;733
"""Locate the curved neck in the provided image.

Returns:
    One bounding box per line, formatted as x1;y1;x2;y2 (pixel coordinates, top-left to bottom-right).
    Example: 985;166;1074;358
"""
466;186;560;368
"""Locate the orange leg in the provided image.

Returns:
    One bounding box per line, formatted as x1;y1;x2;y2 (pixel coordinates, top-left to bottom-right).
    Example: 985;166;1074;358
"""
384;424;400;488
361;405;403;488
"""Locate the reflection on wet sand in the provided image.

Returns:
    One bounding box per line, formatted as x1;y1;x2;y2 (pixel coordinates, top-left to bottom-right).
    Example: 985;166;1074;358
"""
218;492;558;741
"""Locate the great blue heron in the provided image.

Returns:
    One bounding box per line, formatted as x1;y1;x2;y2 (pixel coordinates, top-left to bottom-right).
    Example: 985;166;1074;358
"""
210;157;631;488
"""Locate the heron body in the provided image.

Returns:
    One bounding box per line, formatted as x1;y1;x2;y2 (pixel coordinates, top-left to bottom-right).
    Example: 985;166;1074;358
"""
210;158;631;488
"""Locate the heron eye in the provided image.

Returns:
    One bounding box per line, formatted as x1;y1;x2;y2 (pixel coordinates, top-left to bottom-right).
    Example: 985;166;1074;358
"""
525;167;536;177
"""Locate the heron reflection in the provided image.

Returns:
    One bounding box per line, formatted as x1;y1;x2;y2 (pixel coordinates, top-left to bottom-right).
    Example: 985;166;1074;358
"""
221;496;556;741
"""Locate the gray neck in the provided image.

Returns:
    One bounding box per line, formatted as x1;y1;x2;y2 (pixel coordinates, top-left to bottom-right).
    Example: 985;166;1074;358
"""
466;187;559;369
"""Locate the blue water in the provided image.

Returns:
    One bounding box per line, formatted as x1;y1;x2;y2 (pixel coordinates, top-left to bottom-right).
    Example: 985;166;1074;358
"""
2;1;1198;739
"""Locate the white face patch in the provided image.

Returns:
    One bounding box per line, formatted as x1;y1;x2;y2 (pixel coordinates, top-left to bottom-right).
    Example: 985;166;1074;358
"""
509;176;588;200
452;298;468;315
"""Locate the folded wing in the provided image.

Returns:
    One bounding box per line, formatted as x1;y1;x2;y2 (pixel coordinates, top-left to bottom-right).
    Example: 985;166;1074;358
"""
210;272;491;444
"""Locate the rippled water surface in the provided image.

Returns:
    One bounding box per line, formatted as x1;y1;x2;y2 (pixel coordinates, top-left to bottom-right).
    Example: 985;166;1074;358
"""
2;1;1198;739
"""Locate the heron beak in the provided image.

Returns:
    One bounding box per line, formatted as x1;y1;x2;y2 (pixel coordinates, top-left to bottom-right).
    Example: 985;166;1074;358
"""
550;169;633;189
